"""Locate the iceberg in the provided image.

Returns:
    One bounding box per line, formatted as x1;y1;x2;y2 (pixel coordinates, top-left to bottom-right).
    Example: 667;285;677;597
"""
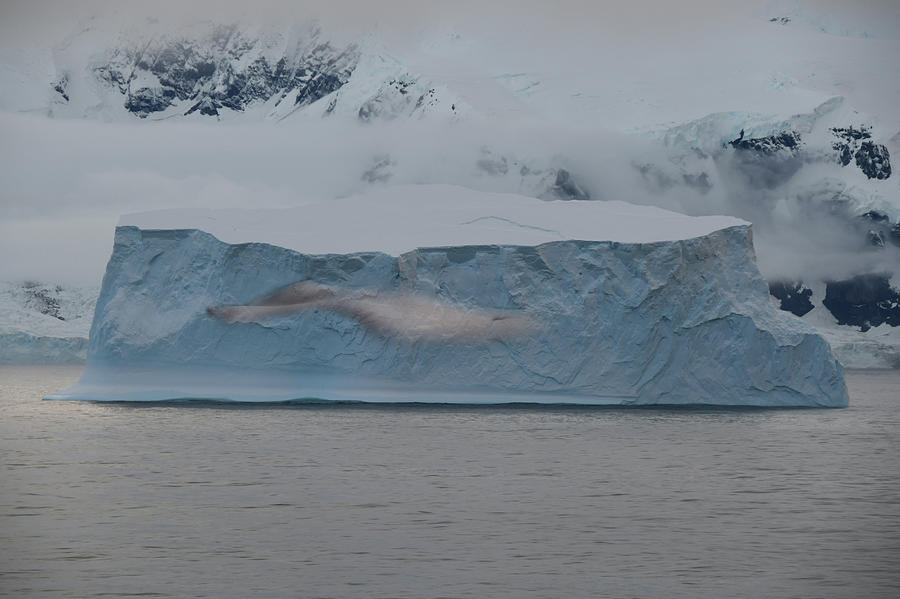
49;185;848;406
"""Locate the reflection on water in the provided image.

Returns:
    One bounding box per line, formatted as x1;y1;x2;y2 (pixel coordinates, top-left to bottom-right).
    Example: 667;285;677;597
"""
1;366;899;598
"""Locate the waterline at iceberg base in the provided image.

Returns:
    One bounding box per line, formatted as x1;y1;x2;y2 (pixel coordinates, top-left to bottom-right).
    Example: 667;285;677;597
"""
48;186;848;407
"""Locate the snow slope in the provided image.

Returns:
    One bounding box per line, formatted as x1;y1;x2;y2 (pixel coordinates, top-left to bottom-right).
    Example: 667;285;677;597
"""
0;281;97;363
51;185;847;406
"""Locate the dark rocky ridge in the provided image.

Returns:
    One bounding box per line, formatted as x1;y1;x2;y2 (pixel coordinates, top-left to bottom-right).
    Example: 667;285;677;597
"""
727;130;804;188
729;130;801;154
22;282;66;321
767;274;900;332
765;205;900;326
357;77;445;122
92;25;358;118
722;126;891;186
768;281;814;317
53;76;69;102
855;141;892;180
552;169;591;201
823;274;900;331
831;126;892;180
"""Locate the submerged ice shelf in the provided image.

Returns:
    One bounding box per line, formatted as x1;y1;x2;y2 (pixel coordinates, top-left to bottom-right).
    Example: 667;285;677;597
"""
49;185;848;406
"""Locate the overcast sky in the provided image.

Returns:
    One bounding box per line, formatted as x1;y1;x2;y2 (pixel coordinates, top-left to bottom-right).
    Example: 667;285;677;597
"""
3;0;897;49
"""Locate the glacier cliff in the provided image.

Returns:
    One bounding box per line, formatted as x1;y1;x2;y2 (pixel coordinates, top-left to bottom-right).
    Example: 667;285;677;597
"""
50;185;848;406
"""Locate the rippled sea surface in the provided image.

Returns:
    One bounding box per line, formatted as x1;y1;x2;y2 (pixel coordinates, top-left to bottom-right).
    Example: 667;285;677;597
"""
1;366;899;599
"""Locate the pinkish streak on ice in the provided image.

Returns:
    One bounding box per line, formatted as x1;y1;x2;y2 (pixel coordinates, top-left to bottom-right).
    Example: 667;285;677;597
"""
208;280;534;341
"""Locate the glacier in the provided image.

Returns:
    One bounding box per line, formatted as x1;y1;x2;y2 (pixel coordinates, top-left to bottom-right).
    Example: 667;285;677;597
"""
49;185;848;406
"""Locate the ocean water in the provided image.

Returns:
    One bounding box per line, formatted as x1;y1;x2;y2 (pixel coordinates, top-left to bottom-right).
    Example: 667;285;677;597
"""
1;366;898;599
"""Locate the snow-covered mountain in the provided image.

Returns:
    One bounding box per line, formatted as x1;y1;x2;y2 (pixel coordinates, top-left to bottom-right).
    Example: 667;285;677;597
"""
633;94;899;356
89;24;358;120
1;2;898;367
3;18;465;124
0;281;97;363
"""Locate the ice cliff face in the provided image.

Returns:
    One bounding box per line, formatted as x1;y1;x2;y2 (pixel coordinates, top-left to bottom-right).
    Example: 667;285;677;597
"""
53;186;847;406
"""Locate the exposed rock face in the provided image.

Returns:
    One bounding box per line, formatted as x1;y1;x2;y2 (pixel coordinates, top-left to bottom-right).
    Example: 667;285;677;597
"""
21;282;66;321
357;77;451;122
728;131;804;188
831;126;892;179
832;125;871;147
855;141;892;180
730;130;801;154
52;76;69;102
184;97;222;116
824;274;900;332
123;86;176;116
552;169;591;201
358;77;418;121
767;268;900;335
93;25;358;118
768;280;814;317
765;270;900;366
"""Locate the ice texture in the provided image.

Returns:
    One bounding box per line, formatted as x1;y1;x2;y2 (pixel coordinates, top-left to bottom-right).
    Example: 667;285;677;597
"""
51;186;847;406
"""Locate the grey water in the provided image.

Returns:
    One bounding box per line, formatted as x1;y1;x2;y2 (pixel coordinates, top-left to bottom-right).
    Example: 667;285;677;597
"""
1;366;898;599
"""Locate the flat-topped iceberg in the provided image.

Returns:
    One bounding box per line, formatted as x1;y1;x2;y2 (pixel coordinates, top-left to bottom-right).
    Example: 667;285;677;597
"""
49;185;848;406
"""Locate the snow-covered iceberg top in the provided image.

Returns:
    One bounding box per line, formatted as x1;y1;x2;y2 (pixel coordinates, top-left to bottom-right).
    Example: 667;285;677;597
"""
52;184;848;406
119;184;747;254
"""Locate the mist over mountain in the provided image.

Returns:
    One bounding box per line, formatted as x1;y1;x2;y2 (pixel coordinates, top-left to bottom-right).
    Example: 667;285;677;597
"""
1;0;898;362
